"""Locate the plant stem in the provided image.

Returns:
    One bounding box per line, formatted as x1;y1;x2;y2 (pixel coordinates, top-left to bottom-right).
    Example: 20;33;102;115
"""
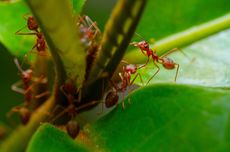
0;96;55;152
82;0;146;102
26;0;86;87
124;13;230;63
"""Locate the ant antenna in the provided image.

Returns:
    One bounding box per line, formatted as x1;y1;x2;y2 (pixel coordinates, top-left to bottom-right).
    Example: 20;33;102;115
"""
14;58;24;73
134;32;145;41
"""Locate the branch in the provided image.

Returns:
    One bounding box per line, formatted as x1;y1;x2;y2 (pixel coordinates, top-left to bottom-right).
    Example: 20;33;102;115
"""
125;13;230;63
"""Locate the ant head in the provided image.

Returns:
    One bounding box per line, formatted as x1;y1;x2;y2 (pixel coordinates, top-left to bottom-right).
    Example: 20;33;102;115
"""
138;41;149;51
22;69;33;83
27;16;38;31
125;64;137;74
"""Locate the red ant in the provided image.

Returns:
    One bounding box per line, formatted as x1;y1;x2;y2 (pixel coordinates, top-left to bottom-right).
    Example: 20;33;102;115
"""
16;15;47;62
77;15;101;47
77;15;102;80
50;79;82;138
130;37;181;85
108;61;144;109
8;58;49;125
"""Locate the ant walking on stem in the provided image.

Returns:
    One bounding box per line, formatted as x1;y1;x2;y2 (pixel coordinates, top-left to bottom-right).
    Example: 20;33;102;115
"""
15;15;47;64
51;79;94;139
8;58;49;125
77;15;101;47
130;34;183;85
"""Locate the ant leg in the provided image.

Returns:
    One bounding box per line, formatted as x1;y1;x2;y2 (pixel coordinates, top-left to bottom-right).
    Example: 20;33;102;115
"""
121;60;129;65
161;48;189;59
31;75;48;84
34;91;50;99
22;13;31;20
130;73;144;86
98;79;105;115
15;25;28;35
24;75;47;95
11;80;24;94
146;61;160;85
15;31;37;36
160;48;179;58
138;56;149;69
122;92;125;109
50;105;73;124
174;63;180;82
20;44;37;67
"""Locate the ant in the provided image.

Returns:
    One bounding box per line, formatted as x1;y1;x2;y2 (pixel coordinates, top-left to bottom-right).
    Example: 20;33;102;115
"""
77;15;101;80
50;79;82;138
15;15;47;63
130;35;182;85
8;58;49;125
77;15;101;47
51;78;102;138
107;61;144;109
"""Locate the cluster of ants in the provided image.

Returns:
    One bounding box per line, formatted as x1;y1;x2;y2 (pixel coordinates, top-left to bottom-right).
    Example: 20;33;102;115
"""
8;15;181;139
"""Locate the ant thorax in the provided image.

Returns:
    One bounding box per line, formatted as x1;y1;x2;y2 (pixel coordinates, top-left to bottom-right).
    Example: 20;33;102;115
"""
151;52;159;61
36;38;46;52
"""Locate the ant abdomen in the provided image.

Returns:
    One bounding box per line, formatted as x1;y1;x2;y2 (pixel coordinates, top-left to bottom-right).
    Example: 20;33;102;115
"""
105;91;119;108
19;107;31;125
66;120;80;139
161;57;175;69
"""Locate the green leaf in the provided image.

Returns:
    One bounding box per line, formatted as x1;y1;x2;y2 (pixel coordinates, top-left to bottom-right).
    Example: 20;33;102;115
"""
0;1;33;57
72;0;86;14
137;29;230;87
26;124;88;152
88;84;230;152
136;0;230;40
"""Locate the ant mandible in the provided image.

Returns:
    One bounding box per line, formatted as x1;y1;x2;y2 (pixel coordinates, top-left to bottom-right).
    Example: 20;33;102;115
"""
130;38;180;85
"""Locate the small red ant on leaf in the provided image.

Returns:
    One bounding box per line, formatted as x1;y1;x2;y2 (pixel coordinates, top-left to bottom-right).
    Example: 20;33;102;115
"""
107;61;144;109
8;58;49;125
130;34;183;84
